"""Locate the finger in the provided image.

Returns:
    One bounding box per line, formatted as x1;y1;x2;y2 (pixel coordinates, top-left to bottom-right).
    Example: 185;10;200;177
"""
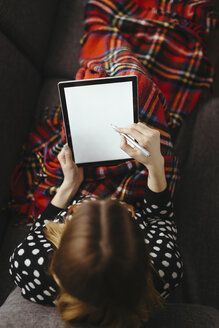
117;124;147;144
120;136;137;157
136;122;155;133
58;148;66;164
64;145;73;161
131;122;155;137
58;145;73;166
118;123;154;136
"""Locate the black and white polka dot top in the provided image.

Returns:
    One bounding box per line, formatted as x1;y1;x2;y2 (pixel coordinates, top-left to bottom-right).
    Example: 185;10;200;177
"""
9;186;183;306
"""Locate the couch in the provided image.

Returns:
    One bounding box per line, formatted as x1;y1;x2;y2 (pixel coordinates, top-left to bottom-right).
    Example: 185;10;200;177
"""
0;0;218;327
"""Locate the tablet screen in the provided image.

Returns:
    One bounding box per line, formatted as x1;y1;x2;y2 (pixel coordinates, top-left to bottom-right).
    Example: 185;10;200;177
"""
58;76;138;166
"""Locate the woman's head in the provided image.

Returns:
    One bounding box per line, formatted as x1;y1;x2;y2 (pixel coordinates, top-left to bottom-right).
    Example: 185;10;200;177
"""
45;198;162;327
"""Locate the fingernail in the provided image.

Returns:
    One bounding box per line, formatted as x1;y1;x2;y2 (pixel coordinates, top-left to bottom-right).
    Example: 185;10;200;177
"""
64;144;68;150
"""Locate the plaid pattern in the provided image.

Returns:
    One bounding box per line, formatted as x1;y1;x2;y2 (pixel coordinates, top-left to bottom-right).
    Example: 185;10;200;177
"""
10;0;217;224
79;0;217;127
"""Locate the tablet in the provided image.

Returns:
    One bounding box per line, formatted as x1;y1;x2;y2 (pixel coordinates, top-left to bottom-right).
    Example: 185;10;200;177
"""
58;75;138;167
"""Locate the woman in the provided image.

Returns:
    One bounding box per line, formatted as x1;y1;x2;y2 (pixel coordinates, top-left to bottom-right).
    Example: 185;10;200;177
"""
9;0;217;326
10;0;216;222
9;123;183;327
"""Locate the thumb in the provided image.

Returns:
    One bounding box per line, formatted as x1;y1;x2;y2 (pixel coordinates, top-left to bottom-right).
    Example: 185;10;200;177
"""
58;144;72;165
64;144;72;160
58;148;66;164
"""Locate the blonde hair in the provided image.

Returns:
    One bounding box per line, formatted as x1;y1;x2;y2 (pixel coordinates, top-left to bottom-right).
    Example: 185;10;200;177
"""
44;199;162;327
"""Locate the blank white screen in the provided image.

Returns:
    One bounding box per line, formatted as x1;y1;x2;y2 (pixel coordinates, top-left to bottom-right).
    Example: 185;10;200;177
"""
64;80;134;164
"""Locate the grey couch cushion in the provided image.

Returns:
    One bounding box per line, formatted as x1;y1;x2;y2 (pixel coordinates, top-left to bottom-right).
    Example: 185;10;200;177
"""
35;78;68;119
0;287;66;328
0;287;219;328
168;97;219;308
145;303;219;328
0;0;59;67
45;0;88;78
0;31;41;211
0;224;29;305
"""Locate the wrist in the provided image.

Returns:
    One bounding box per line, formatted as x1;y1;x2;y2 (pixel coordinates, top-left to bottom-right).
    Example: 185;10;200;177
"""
51;182;77;209
146;157;167;193
144;155;165;174
61;180;76;193
59;181;78;200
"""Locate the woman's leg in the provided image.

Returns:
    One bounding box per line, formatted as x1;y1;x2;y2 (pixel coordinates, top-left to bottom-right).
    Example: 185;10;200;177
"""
10;0;217;222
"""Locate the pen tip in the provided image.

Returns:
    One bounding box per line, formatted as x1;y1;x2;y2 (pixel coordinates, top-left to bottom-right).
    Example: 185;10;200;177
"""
111;124;119;130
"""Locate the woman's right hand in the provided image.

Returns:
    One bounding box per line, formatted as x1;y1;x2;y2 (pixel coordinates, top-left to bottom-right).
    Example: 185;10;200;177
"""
117;122;164;171
117;122;167;192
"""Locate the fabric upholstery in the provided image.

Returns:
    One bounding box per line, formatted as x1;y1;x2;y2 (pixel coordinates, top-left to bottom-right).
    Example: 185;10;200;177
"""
169;97;219;308
145;302;219;328
0;287;219;328
0;288;66;328
0;224;29;304
35;78;67;119
0;0;218;326
45;0;88;78
0;31;41;211
0;0;59;68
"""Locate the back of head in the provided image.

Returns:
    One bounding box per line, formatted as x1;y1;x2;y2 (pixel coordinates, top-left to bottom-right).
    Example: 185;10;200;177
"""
47;198;161;327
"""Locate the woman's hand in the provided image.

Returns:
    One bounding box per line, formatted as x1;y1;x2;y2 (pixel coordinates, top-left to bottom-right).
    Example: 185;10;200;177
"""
117;122;163;169
57;144;84;190
51;145;84;209
118;122;167;192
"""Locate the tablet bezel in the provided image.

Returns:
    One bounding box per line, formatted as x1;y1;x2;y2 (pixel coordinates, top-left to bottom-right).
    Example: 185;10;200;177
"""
58;75;138;167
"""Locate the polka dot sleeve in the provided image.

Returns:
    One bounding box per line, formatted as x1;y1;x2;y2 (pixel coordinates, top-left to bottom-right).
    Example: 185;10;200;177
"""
9;204;63;306
133;186;183;299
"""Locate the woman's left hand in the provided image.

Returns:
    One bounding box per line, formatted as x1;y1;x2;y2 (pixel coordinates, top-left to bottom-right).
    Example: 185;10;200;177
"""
57;144;84;191
51;145;84;209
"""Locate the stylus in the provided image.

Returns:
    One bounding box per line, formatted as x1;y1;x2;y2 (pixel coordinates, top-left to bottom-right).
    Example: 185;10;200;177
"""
111;124;151;157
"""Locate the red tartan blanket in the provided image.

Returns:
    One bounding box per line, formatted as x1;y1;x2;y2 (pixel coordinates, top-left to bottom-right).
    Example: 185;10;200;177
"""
10;0;217;224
